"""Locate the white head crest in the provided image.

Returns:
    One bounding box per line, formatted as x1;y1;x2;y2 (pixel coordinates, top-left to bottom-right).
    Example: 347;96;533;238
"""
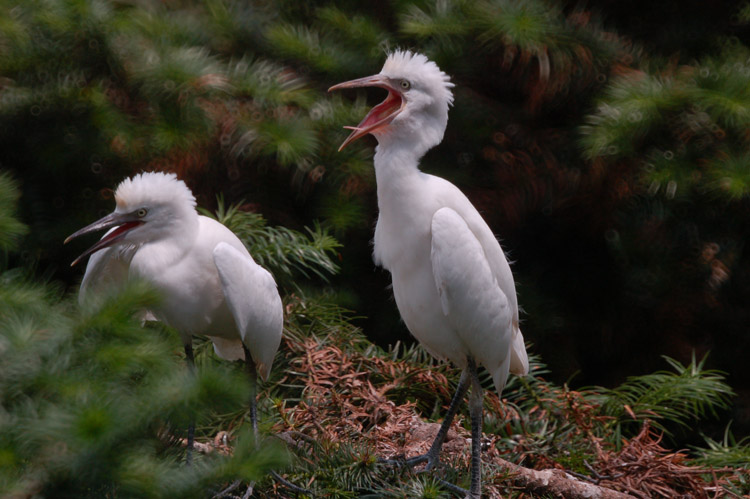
115;172;197;212
381;50;454;107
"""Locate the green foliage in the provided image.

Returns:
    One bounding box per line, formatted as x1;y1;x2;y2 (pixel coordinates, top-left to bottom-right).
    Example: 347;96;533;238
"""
0;0;362;250
693;425;750;468
585;354;734;442
0;275;285;497
691;427;750;495
581;46;750;200
0;173;27;252
476;0;563;51
204;197;341;284
400;0;473;41
399;0;624;100
487;354;604;466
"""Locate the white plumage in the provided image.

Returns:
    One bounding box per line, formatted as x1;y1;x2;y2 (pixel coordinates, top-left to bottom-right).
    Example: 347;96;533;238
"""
70;172;282;379
66;172;283;462
331;50;528;498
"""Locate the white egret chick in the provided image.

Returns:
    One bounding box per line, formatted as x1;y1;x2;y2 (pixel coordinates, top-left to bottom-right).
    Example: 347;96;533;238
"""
65;171;283;461
330;51;529;498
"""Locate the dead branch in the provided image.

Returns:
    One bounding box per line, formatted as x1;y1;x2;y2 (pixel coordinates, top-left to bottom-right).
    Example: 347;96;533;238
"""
494;456;635;499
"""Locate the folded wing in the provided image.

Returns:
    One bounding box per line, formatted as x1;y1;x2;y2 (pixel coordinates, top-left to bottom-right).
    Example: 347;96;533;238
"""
213;242;283;381
431;207;525;394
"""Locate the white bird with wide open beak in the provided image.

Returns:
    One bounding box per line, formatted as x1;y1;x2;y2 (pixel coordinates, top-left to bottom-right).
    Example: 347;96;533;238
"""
65;171;283;464
330;51;529;499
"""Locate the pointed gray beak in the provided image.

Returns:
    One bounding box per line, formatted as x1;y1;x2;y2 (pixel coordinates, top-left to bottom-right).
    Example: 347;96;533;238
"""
65;212;143;266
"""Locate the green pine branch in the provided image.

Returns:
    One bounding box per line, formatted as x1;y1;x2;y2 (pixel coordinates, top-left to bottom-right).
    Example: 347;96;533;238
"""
0;173;28;252
204;197;341;283
0;275;285;498
584;354;734;440
692;424;750;469
581;46;750;201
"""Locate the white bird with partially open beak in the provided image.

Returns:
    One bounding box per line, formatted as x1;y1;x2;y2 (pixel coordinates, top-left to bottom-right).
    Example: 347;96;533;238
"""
330;51;529;498
65;171;283;463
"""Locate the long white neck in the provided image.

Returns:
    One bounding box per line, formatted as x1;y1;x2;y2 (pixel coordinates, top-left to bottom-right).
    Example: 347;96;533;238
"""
371;104;450;236
375;105;447;157
373;139;425;205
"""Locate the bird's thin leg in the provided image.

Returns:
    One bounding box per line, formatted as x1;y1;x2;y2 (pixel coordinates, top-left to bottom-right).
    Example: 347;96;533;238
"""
241;345;259;442
184;343;196;466
241;345;311;496
467;357;483;499
238;345;259;497
423;369;469;470
381;369;469;470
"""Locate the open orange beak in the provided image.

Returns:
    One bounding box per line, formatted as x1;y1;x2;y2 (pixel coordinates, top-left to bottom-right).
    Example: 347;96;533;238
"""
329;75;406;151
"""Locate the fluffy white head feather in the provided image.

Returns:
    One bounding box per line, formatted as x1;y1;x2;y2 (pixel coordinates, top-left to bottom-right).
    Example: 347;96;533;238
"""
115;172;196;212
381;50;454;107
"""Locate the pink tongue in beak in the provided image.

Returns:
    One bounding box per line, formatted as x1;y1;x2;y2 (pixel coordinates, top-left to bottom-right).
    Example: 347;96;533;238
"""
328;75;405;150
66;214;144;266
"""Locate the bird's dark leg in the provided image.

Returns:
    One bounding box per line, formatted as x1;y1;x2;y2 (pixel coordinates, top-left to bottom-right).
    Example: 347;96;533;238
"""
184;342;196;466
467;357;483;499
241;345;311;496
239;345;259;497
241;344;259;441
381;369;469;470
423;369;470;471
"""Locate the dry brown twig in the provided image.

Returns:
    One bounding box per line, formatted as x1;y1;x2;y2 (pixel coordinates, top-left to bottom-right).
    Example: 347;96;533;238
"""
224;334;744;498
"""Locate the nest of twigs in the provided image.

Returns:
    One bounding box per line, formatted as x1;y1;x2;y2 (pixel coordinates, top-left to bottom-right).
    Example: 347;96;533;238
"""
202;332;748;497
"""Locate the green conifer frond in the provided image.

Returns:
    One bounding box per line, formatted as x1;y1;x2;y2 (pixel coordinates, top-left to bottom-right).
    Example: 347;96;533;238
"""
316;6;386;57
708;151;750;199
475;0;562;52
204;198;341;282
243;113;319;167
265;24;341;74
694;57;750;129
692;425;750;469
0;173;28;252
581;73;681;159
228;57;314;107
581;47;750;201
584;354;734;438
0;275;285;497
400;0;473;41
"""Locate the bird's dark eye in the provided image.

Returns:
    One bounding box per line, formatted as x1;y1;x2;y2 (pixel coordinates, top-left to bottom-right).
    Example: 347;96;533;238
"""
137;208;148;217
400;79;411;90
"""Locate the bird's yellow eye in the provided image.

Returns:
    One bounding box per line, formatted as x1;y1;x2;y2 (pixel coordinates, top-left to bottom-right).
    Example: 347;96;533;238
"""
400;79;411;90
137;208;148;217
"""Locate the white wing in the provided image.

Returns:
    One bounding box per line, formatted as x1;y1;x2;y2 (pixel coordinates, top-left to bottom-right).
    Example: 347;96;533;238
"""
431;207;517;394
471;224;529;376
433;178;528;376
213;242;283;381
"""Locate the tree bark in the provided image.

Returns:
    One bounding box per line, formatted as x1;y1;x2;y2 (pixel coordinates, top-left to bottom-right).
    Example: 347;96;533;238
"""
495;457;635;499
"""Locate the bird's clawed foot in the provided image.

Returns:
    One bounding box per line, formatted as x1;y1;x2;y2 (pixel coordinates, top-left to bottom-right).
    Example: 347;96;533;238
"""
380;452;474;497
270;470;311;495
378;452;430;469
212;472;309;499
